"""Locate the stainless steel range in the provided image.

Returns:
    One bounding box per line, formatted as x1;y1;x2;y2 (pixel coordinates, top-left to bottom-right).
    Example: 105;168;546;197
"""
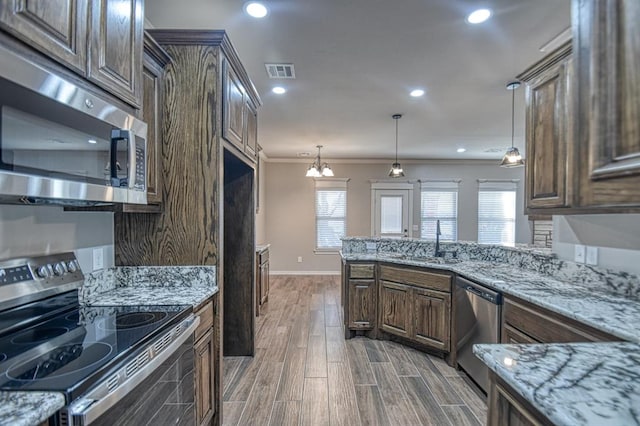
0;253;199;425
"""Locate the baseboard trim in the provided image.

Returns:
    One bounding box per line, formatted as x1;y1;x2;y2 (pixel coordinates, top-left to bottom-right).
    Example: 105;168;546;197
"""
270;270;341;276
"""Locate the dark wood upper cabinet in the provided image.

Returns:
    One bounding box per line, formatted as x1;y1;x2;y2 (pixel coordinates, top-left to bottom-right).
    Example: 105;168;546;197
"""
519;43;573;212
0;0;88;75
140;32;170;206
223;60;246;151
573;0;640;209
88;0;143;108
245;98;258;158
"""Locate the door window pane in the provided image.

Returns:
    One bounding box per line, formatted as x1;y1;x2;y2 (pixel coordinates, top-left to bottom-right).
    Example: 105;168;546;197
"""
380;196;403;234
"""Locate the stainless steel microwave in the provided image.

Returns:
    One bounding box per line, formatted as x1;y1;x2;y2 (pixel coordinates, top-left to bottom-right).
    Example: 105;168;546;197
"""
0;43;147;206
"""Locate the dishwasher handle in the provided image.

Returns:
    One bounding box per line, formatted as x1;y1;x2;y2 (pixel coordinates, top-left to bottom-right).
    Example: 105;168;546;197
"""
457;277;502;305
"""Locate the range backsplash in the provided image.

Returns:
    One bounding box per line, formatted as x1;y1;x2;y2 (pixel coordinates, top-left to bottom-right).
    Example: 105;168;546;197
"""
80;265;217;303
342;237;640;299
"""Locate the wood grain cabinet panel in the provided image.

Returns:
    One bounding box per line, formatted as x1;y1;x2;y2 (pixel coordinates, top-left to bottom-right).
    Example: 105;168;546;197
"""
245;99;258;158
488;378;550;426
379;280;411;338
519;44;573;212
412;288;451;351
223;60;246;150
0;0;88;74
574;0;640;209
502;324;539;344
88;0;143;107
195;329;215;426
349;264;375;279
347;279;376;329
256;247;270;316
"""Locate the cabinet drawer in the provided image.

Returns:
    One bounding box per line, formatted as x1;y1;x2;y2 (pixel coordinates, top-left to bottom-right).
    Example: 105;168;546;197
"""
349;264;374;279
195;299;214;341
379;265;451;292
503;297;619;343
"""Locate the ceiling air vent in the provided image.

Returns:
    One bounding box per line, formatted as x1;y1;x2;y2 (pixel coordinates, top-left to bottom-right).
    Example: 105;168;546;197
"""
265;63;296;79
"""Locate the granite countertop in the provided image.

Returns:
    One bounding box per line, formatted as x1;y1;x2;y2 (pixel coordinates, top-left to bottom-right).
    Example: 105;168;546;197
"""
256;244;270;253
474;342;640;426
0;391;65;426
84;285;218;307
341;252;640;343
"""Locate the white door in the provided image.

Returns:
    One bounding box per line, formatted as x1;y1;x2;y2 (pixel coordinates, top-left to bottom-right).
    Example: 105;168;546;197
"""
372;189;412;238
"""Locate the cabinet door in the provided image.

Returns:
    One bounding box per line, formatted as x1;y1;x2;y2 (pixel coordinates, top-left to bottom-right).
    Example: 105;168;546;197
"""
245;99;258;159
141;45;165;205
378;280;410;338
574;0;640;208
0;0;88;75
348;279;376;329
412;288;451;351
488;382;545;426
195;329;215;426
222;60;245;150
524;56;572;210
260;260;269;305
88;0;143;107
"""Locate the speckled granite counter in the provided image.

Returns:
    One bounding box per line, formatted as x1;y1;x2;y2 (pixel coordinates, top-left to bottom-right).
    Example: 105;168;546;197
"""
0;391;65;426
256;244;270;254
81;265;218;308
474;343;640;426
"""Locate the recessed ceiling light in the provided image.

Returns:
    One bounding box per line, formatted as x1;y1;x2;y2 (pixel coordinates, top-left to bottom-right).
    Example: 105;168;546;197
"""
272;86;286;94
457;148;466;153
244;2;268;18
410;89;425;97
466;8;492;24
87;139;97;144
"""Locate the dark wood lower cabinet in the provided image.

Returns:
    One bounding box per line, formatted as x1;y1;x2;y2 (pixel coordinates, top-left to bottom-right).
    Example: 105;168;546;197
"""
488;375;552;426
194;297;216;426
379;280;411;338
347;279;376;330
412;288;451;351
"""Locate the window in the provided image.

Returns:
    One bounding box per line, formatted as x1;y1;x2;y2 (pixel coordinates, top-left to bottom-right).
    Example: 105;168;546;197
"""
315;179;348;250
420;181;459;241
477;180;517;245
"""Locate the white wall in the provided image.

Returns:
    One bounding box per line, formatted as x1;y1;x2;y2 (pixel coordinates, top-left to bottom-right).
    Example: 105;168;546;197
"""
264;160;528;273
0;205;114;272
255;153;268;245
553;214;640;275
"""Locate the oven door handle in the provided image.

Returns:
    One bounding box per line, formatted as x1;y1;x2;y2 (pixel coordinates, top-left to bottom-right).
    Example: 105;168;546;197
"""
68;315;200;425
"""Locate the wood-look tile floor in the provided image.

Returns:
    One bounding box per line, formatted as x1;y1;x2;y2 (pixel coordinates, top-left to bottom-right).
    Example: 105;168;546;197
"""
222;275;486;426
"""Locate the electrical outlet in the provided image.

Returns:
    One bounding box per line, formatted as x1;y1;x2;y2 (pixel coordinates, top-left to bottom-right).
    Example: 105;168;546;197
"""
297;256;303;263
93;248;104;271
365;242;376;251
574;244;586;264
586;246;598;266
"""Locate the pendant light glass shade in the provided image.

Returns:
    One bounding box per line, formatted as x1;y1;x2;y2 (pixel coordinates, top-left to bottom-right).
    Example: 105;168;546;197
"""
389;114;405;177
305;145;333;177
500;81;525;168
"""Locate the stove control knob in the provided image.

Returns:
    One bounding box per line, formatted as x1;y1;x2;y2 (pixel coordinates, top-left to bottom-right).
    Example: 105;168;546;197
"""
36;266;49;278
53;262;65;276
66;261;78;273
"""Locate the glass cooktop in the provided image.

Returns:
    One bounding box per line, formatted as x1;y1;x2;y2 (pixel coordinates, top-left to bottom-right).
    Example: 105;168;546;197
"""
0;292;191;401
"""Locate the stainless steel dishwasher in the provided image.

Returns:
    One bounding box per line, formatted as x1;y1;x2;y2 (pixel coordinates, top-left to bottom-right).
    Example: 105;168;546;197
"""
455;276;502;394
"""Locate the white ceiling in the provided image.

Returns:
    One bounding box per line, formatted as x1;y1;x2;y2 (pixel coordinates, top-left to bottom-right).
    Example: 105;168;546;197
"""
145;0;570;161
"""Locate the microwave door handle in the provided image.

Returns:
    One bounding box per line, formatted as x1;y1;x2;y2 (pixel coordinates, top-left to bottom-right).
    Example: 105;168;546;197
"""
109;130;121;187
125;130;136;189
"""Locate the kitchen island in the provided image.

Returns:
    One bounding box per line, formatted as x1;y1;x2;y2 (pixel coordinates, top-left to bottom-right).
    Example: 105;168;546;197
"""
342;237;640;425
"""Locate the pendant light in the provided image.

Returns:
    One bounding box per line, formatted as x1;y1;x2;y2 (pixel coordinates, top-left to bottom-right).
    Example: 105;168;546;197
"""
305;145;334;177
500;81;524;168
389;114;405;177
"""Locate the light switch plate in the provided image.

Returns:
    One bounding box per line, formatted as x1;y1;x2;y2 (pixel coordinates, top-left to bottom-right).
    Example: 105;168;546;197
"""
586;246;598;266
574;244;586;264
297;256;303;263
92;247;104;270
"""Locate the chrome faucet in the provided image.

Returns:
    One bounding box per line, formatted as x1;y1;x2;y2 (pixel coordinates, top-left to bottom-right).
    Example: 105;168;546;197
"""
435;219;442;257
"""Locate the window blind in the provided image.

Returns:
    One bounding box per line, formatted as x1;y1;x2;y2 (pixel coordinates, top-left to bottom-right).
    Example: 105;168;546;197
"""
477;184;516;245
420;188;458;241
316;189;346;249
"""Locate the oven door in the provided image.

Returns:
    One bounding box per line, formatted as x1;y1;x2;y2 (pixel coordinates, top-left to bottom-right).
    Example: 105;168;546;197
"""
64;316;198;426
